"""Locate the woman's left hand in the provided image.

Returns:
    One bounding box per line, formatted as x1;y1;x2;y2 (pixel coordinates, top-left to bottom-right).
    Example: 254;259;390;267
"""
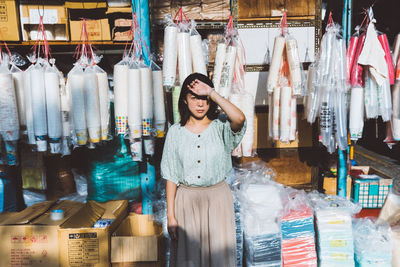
188;79;214;96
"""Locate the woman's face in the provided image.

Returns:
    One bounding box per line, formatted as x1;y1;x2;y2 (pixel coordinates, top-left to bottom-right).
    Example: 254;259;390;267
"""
185;92;210;120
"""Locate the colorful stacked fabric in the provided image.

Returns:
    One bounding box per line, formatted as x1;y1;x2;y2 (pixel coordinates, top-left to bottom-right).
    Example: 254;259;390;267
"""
315;209;355;267
234;199;243;267
281;205;317;266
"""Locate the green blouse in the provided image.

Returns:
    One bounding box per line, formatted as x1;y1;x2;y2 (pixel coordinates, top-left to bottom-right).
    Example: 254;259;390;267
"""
161;116;246;187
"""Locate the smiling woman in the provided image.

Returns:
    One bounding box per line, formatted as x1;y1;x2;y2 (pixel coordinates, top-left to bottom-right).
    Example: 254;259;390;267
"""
161;73;246;266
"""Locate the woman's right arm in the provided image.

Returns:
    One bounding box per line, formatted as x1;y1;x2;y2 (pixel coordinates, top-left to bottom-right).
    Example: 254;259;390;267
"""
166;180;178;240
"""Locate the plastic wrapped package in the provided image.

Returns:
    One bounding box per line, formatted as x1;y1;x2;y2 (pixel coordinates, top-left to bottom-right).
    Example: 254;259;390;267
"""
163;15;178;87
234;40;246;92
23;189;46;207
31;62;48;151
152;62;166;137
305;65;321;124
177;23;192;86
128;61;142;139
139;63;154;137
94;65;110;141
68;64;88;145
286;37;303;96
281;191;317;266
84;66;101;143
351;33;366;87
219;44;237;98
45;64;62;153
0;60;20;144
378;34;395;85
113;59;129;135
189;20;207;75
349;86;364;141
353;219;392;267
213;42;226;93
10;65;26;127
61;78;72;155
364;70;379;119
280;86;292;143
267;36;285;94
392;82;400;140
272;87;281;140
392;226;400;267
377;78;392;122
346;35;359;84
377;192;400;226
23;65;35;144
319;87;334;147
393;33;400;67
309;191;360;267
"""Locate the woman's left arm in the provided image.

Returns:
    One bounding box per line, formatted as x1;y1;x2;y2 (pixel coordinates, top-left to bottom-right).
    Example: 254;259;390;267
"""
189;79;245;132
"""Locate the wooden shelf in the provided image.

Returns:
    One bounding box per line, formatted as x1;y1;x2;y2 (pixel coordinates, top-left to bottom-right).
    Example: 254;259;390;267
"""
7;41;130;46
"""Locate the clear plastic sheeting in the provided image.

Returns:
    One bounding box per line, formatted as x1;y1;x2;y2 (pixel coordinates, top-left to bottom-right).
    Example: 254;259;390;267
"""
232;162;282;267
353;218;392;267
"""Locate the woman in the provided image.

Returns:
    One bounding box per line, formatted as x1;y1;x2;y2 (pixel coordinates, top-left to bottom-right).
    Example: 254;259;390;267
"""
161;73;246;267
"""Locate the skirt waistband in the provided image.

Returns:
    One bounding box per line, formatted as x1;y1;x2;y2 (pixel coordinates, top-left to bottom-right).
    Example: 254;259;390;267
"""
179;180;226;191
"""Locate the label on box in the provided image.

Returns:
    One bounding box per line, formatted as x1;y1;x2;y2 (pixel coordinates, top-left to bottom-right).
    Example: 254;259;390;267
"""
0;3;8;22
29;9;58;24
68;233;99;265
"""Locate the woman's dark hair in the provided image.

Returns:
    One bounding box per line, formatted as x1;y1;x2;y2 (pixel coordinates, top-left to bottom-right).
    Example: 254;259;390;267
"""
178;73;219;126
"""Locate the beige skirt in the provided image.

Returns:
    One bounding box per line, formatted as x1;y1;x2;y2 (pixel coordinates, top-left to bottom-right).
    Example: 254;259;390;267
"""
171;181;236;267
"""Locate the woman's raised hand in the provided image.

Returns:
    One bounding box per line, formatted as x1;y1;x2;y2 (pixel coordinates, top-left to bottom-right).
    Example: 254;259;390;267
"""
187;79;214;96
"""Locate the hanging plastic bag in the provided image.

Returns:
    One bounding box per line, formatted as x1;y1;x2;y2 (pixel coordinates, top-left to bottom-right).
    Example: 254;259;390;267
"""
45;60;63;154
128;60;142;139
93;64;110;141
10;64;26;128
213;39;226;93
162;15;178;88
176;11;192;86
189;19;207;75
151;61;166;138
113;58;129;135
364;69;379;119
84;65;101;144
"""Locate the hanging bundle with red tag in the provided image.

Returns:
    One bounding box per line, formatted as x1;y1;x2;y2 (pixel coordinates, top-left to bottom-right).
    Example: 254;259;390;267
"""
67;19;111;150
268;12;303;144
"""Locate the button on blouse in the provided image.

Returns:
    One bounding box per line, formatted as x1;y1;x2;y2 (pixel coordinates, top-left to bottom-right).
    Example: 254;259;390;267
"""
161;116;247;187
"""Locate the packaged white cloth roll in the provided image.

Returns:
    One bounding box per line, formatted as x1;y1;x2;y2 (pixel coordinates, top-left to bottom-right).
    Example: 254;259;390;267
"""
113;64;129;134
11;71;26;127
23;67;35;144
69;72;87;145
30;67;47;137
289;97;297;141
140;67;154;136
286;38;303;96
96;71;110;140
234;43;246;91
267;36;285;94
393;118;400;141
280;86;292;142
241;94;255;157
213;42;226;93
0;72;19;141
44;71;62;140
272;87;281;140
190;34;207;75
128;67;142;138
219;45;237;98
152;70;166;137
349;86;365;140
84;69;101;143
392;82;400;140
163;25;178;87
229;93;243;156
177;32;192;86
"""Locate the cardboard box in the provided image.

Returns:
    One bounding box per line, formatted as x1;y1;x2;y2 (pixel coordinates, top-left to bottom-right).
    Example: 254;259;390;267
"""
111;213;164;265
70;18;111;41
58;200;128;267
19;4;69;41
0;0;20;41
323;176;352;199
0;200;84;267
